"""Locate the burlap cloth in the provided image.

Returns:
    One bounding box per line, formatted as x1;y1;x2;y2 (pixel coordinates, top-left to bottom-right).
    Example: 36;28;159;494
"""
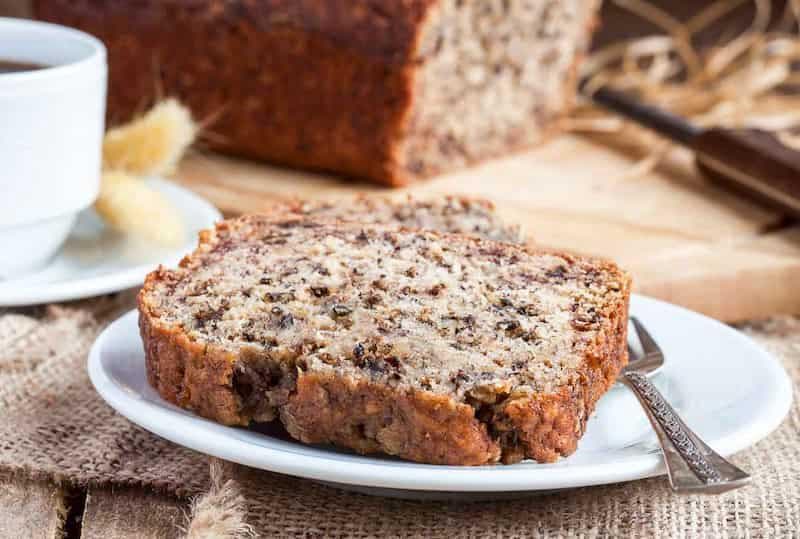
1;295;798;538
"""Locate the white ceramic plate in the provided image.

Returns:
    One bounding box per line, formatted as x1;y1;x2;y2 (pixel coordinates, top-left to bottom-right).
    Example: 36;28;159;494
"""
88;295;792;499
0;179;221;307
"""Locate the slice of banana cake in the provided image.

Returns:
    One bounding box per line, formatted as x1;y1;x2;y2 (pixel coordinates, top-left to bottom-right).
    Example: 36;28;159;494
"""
138;216;630;465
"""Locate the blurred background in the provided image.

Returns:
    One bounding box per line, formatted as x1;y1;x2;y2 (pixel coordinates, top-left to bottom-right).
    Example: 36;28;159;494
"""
2;1;791;49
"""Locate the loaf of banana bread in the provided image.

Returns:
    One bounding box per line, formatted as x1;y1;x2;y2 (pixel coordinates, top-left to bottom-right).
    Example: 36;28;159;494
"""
35;0;601;185
139;216;630;465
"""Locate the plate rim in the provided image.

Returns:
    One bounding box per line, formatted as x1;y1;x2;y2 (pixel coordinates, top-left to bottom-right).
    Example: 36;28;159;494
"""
88;294;794;492
0;179;222;307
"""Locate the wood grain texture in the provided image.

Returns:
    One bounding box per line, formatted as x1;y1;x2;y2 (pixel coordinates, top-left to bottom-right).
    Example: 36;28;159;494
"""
81;486;186;539
174;135;800;322
0;475;65;539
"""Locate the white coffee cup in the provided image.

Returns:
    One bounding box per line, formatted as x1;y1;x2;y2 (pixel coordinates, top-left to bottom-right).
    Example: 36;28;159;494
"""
0;17;106;279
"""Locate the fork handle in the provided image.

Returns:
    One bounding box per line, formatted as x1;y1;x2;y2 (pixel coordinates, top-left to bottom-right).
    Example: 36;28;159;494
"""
620;371;751;494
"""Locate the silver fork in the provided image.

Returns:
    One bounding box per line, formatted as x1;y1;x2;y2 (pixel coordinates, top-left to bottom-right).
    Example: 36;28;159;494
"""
621;317;751;494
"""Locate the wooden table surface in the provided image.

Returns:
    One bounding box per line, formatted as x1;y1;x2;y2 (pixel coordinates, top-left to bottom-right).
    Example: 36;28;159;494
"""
0;476;185;539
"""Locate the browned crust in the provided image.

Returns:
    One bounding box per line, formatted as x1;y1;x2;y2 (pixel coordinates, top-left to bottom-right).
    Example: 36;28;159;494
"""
139;293;246;426
281;372;502;465
33;0;436;186
137;217;630;465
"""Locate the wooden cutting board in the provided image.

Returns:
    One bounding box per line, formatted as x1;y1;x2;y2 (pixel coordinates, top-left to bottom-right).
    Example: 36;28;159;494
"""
174;134;800;323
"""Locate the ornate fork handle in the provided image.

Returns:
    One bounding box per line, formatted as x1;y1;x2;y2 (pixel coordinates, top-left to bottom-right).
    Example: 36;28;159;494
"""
621;371;750;494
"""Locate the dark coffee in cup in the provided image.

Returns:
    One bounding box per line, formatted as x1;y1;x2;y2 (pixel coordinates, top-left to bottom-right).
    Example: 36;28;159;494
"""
0;59;48;73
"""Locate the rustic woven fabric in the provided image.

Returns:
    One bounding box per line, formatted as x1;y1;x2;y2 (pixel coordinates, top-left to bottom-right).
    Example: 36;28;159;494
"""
0;299;798;538
0;295;209;497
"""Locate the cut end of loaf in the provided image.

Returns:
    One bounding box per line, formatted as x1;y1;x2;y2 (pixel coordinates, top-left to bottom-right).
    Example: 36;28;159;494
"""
397;0;599;181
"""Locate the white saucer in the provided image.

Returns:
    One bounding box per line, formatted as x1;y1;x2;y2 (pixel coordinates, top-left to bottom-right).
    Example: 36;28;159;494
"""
88;295;792;500
0;179;221;307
